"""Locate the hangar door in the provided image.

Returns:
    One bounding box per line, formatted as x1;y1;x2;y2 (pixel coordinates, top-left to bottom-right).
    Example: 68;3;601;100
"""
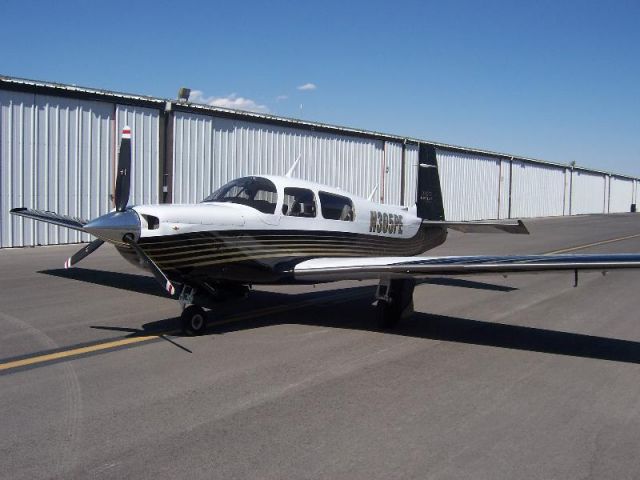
0;91;112;247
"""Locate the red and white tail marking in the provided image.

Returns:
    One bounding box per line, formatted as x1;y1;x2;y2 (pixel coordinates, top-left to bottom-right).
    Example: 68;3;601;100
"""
122;126;131;139
166;281;175;296
64;258;71;269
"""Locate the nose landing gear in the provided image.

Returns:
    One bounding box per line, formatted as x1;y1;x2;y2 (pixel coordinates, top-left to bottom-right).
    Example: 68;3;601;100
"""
178;285;208;336
177;283;251;336
181;304;207;336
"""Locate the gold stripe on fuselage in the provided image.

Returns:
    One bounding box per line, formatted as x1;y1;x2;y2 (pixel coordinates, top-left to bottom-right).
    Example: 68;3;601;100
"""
140;230;432;270
148;239;417;261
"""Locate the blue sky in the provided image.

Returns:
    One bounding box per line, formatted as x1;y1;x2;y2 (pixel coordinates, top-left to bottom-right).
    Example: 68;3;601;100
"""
1;0;639;176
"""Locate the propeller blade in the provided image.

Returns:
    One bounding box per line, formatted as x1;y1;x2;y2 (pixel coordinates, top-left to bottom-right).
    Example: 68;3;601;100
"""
114;126;132;212
64;238;105;269
124;237;177;297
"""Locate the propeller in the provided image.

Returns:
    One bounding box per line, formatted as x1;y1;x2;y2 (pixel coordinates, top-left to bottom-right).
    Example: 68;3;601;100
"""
15;125;177;298
64;238;105;269
114;126;132;212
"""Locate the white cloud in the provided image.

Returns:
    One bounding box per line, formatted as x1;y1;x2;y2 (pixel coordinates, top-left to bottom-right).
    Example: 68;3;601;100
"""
276;94;288;101
189;90;269;113
297;83;317;91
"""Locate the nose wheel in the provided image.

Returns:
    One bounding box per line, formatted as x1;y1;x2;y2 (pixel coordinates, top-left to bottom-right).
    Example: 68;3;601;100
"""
181;305;207;336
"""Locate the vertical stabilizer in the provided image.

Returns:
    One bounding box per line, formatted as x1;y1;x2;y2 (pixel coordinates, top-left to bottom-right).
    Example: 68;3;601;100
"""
417;144;445;220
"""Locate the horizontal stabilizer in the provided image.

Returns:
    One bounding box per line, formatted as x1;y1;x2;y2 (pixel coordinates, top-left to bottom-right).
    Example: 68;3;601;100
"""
423;219;529;234
294;253;640;282
10;208;87;232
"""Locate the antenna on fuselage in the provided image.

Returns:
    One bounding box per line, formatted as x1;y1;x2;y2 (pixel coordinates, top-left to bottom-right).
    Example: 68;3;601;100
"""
285;154;302;178
367;185;379;202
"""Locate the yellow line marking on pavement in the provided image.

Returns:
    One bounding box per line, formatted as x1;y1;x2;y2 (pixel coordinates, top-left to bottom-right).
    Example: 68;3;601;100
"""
0;335;158;372
545;233;640;254
0;290;370;373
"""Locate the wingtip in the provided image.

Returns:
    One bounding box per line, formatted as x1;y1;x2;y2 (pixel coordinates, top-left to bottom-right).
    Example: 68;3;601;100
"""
64;258;71;269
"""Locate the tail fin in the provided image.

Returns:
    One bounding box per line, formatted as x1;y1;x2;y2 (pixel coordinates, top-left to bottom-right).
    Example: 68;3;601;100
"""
417;144;445;220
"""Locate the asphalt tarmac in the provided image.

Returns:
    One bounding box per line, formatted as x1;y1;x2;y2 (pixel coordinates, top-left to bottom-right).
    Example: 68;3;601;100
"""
1;213;640;479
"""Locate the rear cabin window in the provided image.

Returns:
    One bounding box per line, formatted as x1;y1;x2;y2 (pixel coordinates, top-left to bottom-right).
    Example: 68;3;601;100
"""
282;188;316;218
319;192;354;221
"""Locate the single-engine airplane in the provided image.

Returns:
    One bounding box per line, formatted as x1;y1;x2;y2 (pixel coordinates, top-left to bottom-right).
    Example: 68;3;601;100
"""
11;127;640;334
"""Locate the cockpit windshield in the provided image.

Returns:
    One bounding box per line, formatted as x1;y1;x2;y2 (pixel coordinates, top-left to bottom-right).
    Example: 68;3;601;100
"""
202;176;278;214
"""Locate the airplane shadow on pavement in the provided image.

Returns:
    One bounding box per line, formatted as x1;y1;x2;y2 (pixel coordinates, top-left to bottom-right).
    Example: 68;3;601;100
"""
41;268;169;298
46;267;640;365
200;296;640;365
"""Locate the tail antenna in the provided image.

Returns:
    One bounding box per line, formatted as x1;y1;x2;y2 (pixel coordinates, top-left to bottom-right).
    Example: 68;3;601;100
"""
367;184;379;201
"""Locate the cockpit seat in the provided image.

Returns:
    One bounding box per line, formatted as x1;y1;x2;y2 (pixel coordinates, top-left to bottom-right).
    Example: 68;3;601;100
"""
289;201;302;216
340;204;353;221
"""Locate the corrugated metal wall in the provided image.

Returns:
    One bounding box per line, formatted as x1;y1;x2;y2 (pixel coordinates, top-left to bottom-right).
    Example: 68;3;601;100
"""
571;170;607;215
403;144;419;207
510;161;566;218
608;176;634;213
434;152;635;220
382;142;402;205
563;169;571;215
497;159;511;219
1;83;638;248
1;91;112;247
172;113;386;205
436;149;501;221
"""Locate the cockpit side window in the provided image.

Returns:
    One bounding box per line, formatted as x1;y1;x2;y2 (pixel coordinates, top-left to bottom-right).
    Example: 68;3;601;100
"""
202;177;278;214
282;188;316;218
318;192;354;221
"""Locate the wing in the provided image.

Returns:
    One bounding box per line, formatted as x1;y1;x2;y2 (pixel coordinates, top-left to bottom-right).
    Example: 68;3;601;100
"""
10;208;88;232
422;219;529;234
293;254;640;282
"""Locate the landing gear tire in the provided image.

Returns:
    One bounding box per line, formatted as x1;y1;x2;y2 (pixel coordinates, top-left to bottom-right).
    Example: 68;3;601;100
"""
181;305;207;336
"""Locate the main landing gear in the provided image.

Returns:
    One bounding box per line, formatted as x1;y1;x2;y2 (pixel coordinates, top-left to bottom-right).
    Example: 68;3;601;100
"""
375;278;416;328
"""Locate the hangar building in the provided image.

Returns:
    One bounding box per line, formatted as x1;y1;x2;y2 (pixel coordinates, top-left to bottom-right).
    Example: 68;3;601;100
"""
1;75;638;248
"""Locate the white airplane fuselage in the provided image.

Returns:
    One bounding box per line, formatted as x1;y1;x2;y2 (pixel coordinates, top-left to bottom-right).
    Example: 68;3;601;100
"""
91;175;447;286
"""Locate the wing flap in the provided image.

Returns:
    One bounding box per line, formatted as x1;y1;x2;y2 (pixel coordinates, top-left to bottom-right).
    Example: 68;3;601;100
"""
423;220;529;234
294;254;640;282
10;208;88;232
